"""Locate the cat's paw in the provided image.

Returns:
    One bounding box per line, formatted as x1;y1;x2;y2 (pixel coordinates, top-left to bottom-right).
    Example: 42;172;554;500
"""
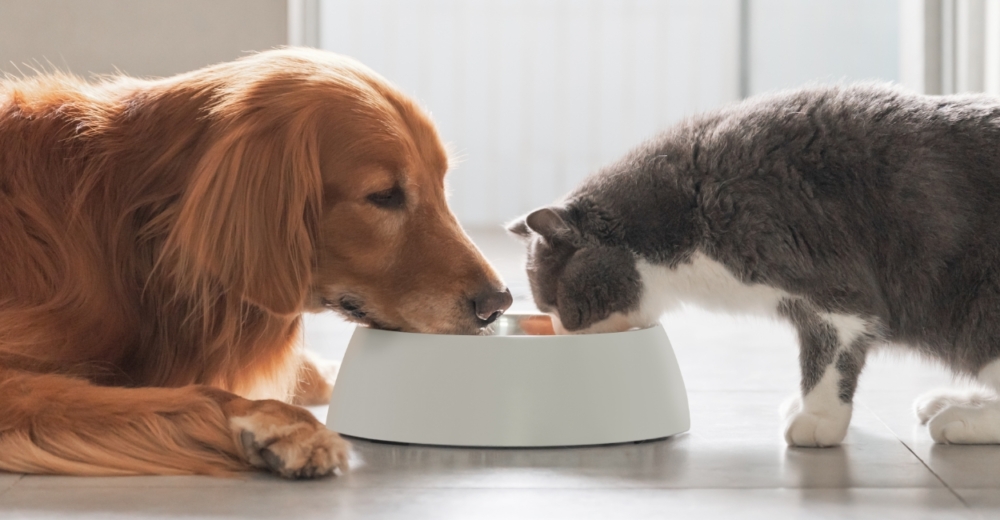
926;399;1000;444
781;395;851;447
914;389;995;425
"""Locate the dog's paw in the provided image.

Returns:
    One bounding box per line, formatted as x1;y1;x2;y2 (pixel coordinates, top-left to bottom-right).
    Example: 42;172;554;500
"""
231;400;349;478
914;389;995;425
781;395;851;447
926;399;1000;444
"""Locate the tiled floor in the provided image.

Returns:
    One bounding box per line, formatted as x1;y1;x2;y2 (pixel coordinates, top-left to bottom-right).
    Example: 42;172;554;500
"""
2;228;999;519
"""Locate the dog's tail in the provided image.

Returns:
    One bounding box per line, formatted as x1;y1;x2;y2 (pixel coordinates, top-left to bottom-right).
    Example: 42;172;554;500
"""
0;369;247;476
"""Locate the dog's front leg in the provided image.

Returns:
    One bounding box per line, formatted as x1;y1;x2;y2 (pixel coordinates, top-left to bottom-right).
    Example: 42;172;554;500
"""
200;386;349;478
0;369;348;478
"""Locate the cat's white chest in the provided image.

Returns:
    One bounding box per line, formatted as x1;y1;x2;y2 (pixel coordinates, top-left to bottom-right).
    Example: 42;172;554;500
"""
635;252;790;319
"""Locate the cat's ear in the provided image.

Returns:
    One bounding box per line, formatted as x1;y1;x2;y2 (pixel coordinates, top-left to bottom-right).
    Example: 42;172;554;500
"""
526;207;573;239
505;216;533;240
506;206;574;241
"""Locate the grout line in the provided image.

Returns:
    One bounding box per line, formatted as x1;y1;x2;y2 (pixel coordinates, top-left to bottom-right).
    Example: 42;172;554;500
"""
860;400;972;509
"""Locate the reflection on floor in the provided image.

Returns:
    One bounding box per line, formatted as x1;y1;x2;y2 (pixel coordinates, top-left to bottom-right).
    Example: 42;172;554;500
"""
1;227;997;519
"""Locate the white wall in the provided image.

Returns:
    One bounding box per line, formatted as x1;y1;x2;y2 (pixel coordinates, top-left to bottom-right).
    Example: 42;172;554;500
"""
320;0;905;227
748;0;900;95
0;0;287;77
2;1;907;228
320;0;743;227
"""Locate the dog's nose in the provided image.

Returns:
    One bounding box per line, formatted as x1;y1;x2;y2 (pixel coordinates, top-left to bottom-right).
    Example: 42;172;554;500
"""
472;287;513;325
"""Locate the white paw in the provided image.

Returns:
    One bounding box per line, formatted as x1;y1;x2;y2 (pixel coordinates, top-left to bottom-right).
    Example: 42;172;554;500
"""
926;400;1000;444
914;388;995;425
231;400;350;478
781;395;851;447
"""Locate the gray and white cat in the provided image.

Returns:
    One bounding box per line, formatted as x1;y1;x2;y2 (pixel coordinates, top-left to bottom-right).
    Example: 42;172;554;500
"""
508;83;1000;447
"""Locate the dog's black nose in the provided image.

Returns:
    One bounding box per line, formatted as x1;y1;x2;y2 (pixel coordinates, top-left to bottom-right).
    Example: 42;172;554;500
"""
472;287;513;325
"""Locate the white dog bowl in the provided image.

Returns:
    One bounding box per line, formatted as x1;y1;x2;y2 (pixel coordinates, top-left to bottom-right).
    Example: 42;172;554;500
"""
326;314;690;447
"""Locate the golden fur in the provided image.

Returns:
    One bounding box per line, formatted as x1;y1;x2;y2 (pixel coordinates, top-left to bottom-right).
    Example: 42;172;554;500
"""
0;48;506;477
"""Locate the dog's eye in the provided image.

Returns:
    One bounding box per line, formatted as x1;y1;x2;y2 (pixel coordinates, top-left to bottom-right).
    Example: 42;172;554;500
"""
366;185;405;209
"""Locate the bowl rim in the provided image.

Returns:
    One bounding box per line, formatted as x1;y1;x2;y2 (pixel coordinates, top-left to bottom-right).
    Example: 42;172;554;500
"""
359;313;659;339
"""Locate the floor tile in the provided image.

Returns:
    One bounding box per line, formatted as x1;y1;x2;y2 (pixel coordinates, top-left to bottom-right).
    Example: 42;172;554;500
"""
951;489;1000;518
0;486;974;520
338;437;937;490
11;473;278;490
0;474;22;498
322;391;939;490
853;351;1000;491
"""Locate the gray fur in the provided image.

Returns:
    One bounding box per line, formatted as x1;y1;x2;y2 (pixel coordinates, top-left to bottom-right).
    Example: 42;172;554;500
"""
510;83;1000;406
775;297;875;403
835;347;868;403
779;299;841;396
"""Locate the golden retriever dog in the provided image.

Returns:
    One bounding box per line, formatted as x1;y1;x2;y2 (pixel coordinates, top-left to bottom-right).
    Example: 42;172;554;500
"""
0;48;512;478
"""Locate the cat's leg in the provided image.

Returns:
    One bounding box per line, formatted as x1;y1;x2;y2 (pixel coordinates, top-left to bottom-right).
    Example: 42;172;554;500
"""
914;388;995;425
780;301;874;447
921;359;1000;443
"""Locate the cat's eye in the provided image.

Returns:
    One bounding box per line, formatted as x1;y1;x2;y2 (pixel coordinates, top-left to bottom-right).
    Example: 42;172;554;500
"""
366;185;406;209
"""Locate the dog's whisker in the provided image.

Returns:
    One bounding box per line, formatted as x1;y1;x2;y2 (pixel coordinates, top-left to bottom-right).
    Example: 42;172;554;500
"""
480;323;498;336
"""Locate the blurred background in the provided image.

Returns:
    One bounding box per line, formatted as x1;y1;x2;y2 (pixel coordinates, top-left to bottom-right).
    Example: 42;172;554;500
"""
4;0;1000;418
1;0;999;229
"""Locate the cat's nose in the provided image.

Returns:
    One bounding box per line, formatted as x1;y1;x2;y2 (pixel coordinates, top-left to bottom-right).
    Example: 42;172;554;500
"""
472;287;513;325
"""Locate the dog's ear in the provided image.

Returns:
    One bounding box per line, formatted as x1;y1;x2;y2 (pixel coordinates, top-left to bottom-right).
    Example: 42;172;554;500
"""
163;122;322;316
